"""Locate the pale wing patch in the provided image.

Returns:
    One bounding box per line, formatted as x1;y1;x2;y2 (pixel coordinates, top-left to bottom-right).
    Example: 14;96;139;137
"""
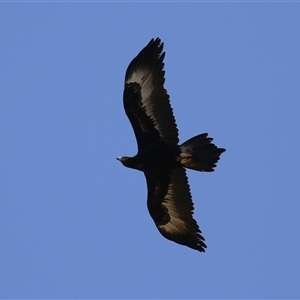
126;67;171;141
157;169;197;235
126;68;153;102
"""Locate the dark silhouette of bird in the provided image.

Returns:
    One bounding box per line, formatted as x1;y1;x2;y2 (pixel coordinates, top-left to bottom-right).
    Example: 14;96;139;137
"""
117;38;225;252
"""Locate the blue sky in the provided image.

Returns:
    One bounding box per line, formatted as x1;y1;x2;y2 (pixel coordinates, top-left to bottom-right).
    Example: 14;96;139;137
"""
1;3;299;299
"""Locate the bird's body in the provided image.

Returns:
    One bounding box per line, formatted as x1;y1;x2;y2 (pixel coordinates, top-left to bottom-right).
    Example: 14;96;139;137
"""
118;141;180;173
118;38;225;252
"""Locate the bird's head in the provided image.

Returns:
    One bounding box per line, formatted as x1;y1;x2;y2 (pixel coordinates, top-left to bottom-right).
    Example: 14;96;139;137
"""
117;156;131;167
117;156;142;170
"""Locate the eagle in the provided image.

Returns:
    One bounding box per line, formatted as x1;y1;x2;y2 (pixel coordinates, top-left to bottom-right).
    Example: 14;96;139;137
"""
117;38;225;252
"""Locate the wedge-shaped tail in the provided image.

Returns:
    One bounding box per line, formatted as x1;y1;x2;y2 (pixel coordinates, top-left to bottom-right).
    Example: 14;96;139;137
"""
180;133;225;172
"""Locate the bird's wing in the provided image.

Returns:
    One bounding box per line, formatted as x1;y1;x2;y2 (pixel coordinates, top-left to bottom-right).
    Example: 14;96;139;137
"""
123;38;179;149
146;167;206;252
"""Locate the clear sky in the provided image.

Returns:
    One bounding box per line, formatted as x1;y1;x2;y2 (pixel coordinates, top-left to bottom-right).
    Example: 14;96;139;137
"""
1;2;299;299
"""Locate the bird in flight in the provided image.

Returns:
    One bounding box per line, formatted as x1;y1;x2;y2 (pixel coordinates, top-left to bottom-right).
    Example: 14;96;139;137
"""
117;38;225;252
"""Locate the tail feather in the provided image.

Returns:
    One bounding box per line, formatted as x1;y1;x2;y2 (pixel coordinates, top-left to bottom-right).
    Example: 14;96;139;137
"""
180;133;225;172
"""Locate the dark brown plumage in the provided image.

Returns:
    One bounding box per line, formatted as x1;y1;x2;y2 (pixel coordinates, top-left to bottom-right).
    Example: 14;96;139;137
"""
117;38;225;252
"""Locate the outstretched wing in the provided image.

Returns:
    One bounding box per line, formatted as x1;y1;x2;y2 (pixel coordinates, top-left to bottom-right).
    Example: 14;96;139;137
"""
146;167;206;252
123;38;179;149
